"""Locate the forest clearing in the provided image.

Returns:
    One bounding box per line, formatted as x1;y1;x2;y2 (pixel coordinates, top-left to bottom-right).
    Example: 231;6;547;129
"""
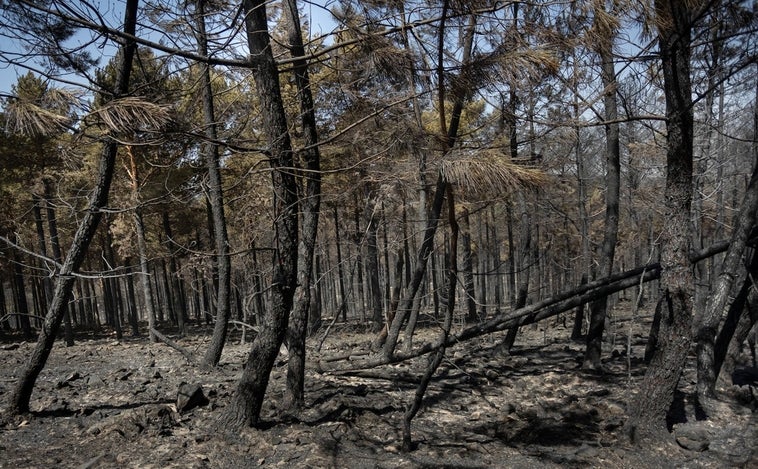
2;0;758;467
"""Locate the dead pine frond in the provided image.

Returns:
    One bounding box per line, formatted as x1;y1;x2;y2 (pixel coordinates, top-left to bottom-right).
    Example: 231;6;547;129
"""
440;151;547;199
88;97;172;135
4;100;72;137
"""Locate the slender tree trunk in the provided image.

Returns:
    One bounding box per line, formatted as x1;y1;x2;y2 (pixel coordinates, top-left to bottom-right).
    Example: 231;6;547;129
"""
479;212;490;317
5;0;138;416
333;206;348;322
402;185;457;452
127;146;157;342
695;78;758;401
501;192;531;352
382;8;473;357
222;0;298;428
506;201;516;308
353;203;366;323
31;194;51;310
626;0;695;442
460;206;477;322
584;14;621;370
282;0;322;412
42;179;75;346
490;210;503;315
162;212;186;335
195;0;232;368
714;249;758;385
11;239;32;340
364;194;383;332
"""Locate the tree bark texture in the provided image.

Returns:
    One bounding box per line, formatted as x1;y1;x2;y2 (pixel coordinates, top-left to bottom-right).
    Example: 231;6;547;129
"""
626;0;695;442
5;0;139;416
460;206;478;322
283;0;322;412
714;249;758;385
223;0;298;428
695;118;758;399
196;0;232;368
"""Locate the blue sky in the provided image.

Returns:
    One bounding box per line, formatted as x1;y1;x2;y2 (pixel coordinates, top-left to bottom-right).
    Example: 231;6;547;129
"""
0;1;338;97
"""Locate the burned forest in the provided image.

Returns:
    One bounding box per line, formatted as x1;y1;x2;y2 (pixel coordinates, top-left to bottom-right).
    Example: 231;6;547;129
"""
1;0;758;467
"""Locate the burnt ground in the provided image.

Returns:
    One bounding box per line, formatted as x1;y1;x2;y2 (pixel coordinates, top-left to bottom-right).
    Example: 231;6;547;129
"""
1;302;757;468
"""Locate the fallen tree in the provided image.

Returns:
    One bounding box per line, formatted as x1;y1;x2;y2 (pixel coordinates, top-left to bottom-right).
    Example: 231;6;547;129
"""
317;235;753;373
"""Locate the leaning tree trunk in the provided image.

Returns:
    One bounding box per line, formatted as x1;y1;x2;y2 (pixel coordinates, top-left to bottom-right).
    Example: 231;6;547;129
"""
382;7;472;358
714;249;758;385
695;80;758;401
222;0;298;428
584;10;621;370
4;0;139;416
626;0;695;443
196;0;232;368
282;0;322;413
402;184;457;452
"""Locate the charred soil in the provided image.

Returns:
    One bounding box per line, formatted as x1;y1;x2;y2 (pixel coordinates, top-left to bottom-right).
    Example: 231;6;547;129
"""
1;303;756;468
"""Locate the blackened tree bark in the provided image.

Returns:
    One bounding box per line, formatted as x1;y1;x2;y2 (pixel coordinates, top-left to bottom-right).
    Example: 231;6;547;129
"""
4;0;139;416
364;193;384;332
714;250;758;384
460;206;477;322
501;191;531;352
162;212;186;335
196;0;232;368
43;179;74;346
695;75;758;401
626;0;696;442
584;4;621;370
222;0;298;428
282;0;322;413
333;206;348;322
402;185;458;452
104;225;130;337
11;236;32;340
31;194;51;312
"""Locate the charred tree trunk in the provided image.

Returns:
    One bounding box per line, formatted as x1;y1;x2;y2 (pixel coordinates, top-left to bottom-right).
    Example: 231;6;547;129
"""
695;85;758;401
282;0;322;413
162;212;186;335
42;180;75;346
402;185;457;453
382;7;473;358
460;206;477;323
626;0;695;443
584;12;621;370
5;0;138;416
364;194;383;332
714;249;758;385
11;238;32;340
126;145;157;342
31;194;51;313
333;206;348;322
196;0;232;368
222;0;298;428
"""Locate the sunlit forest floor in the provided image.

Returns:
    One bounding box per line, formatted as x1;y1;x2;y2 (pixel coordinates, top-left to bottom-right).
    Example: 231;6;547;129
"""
1;300;756;468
